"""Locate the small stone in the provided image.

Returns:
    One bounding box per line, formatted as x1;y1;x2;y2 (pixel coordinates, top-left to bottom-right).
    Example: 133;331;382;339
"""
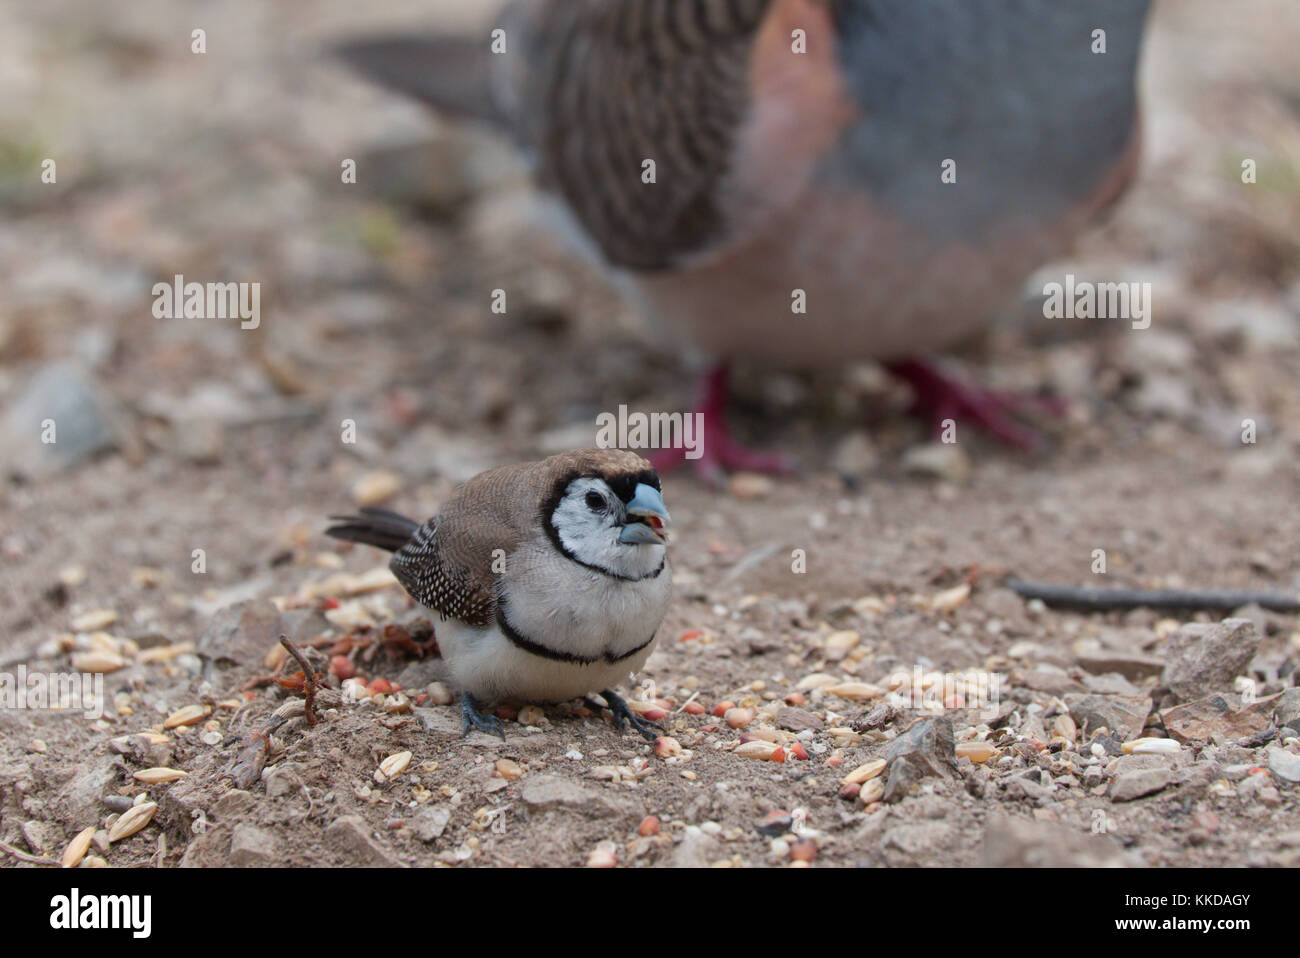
2;362;121;477
229;824;279;866
265;765;305;798
1163;694;1275;745
901;443;970;482
775;707;824;733
1075;650;1165;680
1110;768;1174;802
981;813;1136;867
1068;694;1152;741
411;806;452;843
883;718;957;802
1266;747;1300;784
587;840;618;868
325;815;404;867
1162;619;1259;702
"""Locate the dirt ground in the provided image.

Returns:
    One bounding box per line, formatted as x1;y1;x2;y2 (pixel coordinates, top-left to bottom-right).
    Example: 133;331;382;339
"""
2;0;1299;869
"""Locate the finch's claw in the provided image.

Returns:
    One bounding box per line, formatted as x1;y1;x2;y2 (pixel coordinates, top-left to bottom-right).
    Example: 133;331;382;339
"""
461;693;507;740
587;690;664;741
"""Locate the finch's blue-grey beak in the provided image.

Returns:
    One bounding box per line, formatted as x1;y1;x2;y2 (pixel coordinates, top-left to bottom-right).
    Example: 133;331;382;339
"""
620;483;670;545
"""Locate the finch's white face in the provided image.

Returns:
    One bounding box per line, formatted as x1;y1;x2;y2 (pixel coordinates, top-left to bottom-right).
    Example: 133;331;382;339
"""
546;475;670;581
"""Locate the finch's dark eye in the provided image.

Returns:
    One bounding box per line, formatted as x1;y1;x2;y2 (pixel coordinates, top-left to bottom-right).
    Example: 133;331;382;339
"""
584;491;605;512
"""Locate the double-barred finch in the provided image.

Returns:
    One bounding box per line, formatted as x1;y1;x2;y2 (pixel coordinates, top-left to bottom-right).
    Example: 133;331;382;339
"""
327;449;672;740
337;0;1152;465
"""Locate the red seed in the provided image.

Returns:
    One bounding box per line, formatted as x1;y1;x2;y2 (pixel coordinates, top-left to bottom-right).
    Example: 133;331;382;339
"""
790;838;817;862
321;597;340;611
678;629;701;642
495;704;519;721
642;708;669;722
330;655;354;680
770;747;786;763
699;724;719;734
784;692;807;707
839;782;862;800
713;700;735;718
789;743;810;761
638;816;660;837
684;701;706;715
367;678;393;695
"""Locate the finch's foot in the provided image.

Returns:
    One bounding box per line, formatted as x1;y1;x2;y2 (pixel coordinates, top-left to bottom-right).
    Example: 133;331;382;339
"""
884;357;1064;451
585;689;664;741
650;364;792;485
460;692;506;740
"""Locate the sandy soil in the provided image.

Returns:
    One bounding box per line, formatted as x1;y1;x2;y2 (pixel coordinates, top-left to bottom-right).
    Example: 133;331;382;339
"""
1;0;1298;869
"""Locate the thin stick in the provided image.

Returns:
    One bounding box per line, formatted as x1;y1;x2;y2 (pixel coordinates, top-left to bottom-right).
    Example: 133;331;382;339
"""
0;839;58;866
279;635;320;726
1006;579;1300;614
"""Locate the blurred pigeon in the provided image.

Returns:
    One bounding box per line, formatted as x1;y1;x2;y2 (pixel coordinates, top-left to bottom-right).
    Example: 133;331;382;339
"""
337;0;1152;476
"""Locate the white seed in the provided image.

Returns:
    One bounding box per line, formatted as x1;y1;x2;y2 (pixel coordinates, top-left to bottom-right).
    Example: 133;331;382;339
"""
132;767;188;784
107;802;157;842
928;583;971;613
71;609;118;632
70;650;126;674
1123;737;1180;755
734;741;780;761
61;827;96;868
842;759;886;785
824;682;883;701
517;704;545;726
858;778;885;804
351;470;402;507
426;682;454;706
956;742;1000;763
1052;714;1078;742
796;673;840;691
824;631;860;660
379;750;412;779
164;704;211;728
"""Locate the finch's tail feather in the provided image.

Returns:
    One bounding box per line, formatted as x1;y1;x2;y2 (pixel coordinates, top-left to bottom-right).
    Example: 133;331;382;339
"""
326;508;420;553
333;35;508;127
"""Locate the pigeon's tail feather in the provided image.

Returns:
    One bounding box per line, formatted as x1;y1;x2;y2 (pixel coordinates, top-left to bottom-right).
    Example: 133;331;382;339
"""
333;35;507;127
326;509;420;553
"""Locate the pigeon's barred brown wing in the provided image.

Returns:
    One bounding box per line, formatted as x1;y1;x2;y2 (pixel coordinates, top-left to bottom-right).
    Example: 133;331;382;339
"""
519;0;773;270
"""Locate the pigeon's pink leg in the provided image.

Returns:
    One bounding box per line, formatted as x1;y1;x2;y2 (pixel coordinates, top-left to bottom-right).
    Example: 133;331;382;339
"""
651;365;792;484
884;358;1065;451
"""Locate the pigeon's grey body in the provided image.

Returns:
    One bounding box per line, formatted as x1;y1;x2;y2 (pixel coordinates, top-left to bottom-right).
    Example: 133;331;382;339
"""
339;0;1151;369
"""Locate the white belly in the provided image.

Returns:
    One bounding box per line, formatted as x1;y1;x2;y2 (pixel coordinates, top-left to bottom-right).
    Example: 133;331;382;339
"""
435;618;658;703
434;541;672;703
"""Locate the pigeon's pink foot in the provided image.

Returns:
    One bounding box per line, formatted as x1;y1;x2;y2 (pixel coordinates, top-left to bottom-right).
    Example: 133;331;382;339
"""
884;358;1064;451
651;365;792;485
